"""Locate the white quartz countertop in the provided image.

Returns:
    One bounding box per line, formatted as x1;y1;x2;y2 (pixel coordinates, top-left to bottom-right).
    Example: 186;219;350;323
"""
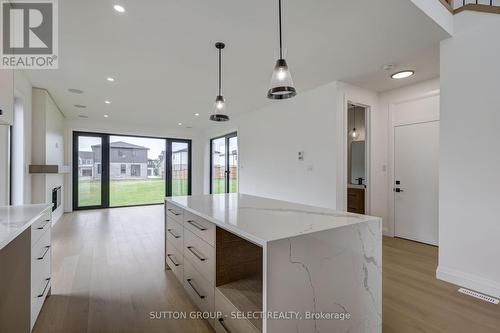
0;204;52;250
167;194;380;246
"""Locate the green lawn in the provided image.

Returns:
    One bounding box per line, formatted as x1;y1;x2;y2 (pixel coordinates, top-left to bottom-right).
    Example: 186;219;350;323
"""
78;179;188;207
212;178;238;194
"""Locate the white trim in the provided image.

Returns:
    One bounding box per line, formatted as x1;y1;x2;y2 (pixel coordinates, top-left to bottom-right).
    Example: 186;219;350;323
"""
338;93;372;215
437;265;500;299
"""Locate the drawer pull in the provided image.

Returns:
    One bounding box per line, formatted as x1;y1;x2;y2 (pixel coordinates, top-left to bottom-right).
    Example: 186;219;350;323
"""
167;229;181;239
37;246;51;260
187;220;207;231
167;254;180;267
37;278;51;298
186;278;205;299
187;246;206;261
218;318;233;333
37;220;51;230
168;208;180;216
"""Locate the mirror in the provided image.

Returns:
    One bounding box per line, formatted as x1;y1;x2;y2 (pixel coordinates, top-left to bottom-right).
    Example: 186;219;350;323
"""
351;141;365;185
347;104;366;185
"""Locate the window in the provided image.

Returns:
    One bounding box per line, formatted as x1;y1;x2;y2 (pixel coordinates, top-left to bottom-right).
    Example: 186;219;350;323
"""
210;132;238;194
131;164;141;177
73;132;192;210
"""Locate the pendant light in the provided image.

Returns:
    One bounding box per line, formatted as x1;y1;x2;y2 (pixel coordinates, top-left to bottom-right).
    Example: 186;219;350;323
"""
351;105;358;139
267;0;297;100
210;42;229;122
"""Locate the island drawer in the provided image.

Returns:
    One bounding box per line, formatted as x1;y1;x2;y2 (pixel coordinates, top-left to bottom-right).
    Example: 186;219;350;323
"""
166;202;183;223
31;209;51;247
166;240;183;282
166;218;184;252
31;243;51;329
184;228;215;285
184;210;215;246
183;259;214;316
31;227;51;263
215;289;261;333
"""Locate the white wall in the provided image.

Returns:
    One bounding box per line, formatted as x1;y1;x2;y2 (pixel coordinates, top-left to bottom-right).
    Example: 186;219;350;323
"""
202;81;389;215
438;11;500;297
14;71;33;204
64;118;205;212
379;78;440;235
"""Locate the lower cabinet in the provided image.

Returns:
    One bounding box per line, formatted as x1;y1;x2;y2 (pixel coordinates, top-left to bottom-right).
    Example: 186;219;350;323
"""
165;201;263;333
30;210;52;330
0;207;52;333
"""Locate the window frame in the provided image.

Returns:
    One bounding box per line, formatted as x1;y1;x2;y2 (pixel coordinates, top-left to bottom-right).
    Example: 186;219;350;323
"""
72;131;192;211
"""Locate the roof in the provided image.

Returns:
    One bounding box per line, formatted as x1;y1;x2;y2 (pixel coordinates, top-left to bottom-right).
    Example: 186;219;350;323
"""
92;141;149;150
79;151;93;159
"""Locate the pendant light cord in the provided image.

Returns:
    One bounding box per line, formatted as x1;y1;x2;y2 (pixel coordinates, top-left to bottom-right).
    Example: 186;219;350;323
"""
218;48;222;96
278;0;283;60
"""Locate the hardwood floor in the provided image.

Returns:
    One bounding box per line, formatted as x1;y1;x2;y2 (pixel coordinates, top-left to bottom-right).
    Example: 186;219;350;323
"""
33;206;500;333
33;206;213;333
383;237;500;333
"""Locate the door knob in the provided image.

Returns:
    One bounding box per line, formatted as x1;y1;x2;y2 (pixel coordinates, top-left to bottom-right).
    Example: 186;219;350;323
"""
393;188;404;193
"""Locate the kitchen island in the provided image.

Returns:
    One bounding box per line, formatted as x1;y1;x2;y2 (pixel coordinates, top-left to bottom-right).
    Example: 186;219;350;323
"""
165;194;381;333
0;204;53;332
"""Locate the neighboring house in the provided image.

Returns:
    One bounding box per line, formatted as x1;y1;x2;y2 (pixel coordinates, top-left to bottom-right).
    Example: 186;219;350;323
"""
78;151;94;179
89;141;149;180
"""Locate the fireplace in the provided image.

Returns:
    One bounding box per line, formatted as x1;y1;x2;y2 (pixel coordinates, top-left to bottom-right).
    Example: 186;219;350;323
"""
52;186;61;212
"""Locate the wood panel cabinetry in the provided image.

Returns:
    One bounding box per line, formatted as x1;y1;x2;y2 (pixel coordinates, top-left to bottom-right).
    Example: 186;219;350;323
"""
348;188;365;214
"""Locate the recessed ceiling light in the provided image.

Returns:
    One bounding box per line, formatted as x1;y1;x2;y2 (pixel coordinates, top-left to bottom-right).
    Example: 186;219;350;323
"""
68;88;84;94
113;4;125;13
194;113;200;116
105;100;111;104
74;104;87;108
107;77;115;82
178;122;182;126
104;114;109;118
391;70;415;80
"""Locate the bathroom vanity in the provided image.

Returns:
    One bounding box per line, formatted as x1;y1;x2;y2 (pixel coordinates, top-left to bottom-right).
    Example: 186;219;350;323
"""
0;204;53;332
165;194;381;333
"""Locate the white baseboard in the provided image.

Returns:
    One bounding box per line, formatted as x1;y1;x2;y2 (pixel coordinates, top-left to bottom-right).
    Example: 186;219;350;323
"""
436;265;500;298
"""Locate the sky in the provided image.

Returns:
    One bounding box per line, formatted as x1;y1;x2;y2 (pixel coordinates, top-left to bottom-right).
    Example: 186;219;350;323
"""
78;135;170;159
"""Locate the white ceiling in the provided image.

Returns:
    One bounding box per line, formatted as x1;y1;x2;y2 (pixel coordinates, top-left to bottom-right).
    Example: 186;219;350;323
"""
23;0;449;130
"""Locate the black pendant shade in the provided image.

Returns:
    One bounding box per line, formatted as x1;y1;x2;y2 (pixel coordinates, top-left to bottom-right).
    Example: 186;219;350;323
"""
210;42;229;122
267;0;297;100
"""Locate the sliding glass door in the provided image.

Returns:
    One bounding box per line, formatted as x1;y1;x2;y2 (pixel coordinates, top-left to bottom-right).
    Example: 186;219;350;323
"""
170;140;191;196
210;132;238;194
108;135;167;207
73;133;109;209
73;132;191;210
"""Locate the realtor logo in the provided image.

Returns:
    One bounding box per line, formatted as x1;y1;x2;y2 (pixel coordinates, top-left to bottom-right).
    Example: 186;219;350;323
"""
1;0;58;69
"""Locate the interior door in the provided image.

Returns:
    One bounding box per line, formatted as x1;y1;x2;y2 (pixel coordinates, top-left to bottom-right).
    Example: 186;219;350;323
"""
394;121;439;245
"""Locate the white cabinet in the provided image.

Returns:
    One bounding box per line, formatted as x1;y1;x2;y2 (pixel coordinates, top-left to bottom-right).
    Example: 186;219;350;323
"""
0;69;14;125
30;208;52;331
